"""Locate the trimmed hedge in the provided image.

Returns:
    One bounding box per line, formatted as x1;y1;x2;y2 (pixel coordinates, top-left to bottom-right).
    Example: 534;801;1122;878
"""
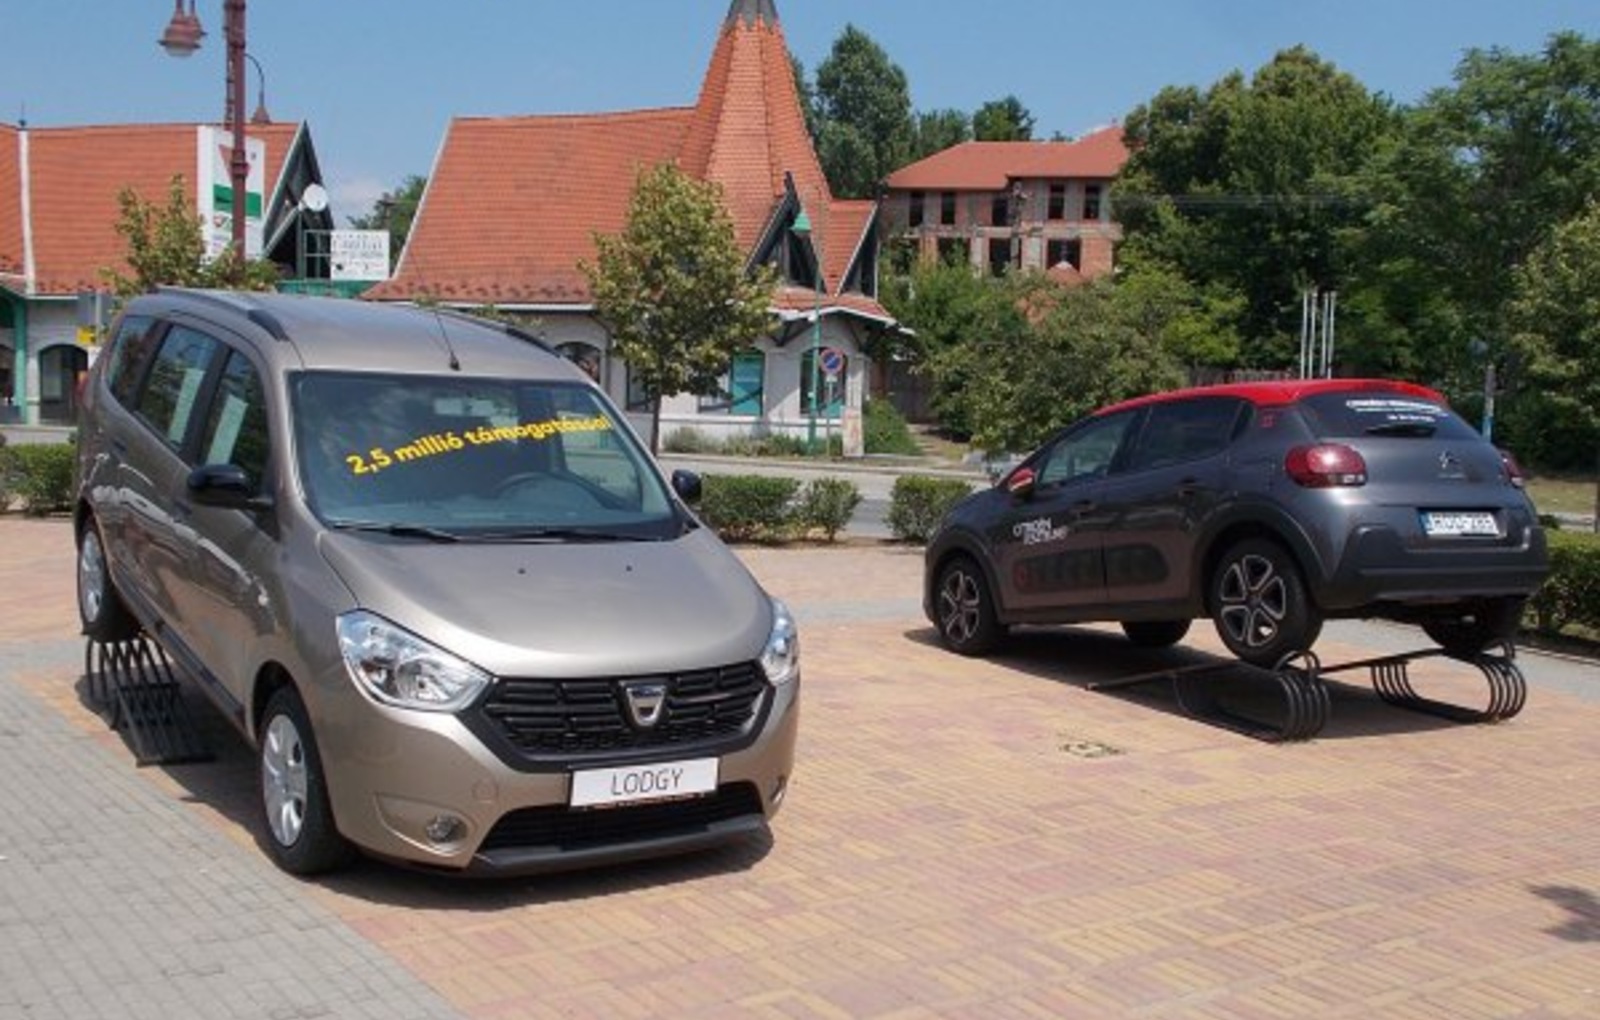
885;474;976;543
1529;530;1600;636
696;474;863;543
6;442;76;516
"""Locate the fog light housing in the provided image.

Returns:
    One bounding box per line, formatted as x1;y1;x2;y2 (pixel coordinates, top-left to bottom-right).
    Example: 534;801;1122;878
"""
425;814;467;845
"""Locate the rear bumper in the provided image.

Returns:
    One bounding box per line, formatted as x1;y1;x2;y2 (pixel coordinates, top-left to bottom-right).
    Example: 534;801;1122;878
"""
1318;523;1549;611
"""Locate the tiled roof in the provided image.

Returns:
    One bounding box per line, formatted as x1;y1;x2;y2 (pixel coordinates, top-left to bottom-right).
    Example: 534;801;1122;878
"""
368;109;692;305
377;0;882;318
0;125;21;281
3;121;302;296
885;127;1129;191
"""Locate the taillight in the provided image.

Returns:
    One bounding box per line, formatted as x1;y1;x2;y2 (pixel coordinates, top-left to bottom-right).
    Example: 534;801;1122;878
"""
1499;449;1526;489
1285;444;1367;488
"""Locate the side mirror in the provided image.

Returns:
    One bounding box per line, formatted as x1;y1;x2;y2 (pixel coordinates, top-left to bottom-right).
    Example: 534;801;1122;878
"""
1005;465;1037;499
188;463;274;513
670;469;703;504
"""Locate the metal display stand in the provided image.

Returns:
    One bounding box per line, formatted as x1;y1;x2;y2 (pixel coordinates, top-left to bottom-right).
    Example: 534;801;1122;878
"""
84;637;213;765
1087;644;1527;742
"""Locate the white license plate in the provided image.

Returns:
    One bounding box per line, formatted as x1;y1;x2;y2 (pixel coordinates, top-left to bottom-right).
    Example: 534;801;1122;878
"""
570;758;719;808
1422;511;1499;537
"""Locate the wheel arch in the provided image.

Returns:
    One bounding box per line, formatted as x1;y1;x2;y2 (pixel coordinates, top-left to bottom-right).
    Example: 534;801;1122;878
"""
250;662;298;745
926;531;1006;620
1196;510;1324;614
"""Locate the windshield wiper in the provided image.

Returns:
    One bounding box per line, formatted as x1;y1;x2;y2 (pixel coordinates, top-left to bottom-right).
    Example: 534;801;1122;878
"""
331;521;461;543
1364;421;1438;437
472;527;642;544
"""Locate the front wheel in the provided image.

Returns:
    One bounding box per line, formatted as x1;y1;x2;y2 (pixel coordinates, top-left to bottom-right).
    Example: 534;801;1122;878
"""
259;686;354;876
1422;598;1525;658
77;519;139;642
934;556;1004;656
1209;539;1322;669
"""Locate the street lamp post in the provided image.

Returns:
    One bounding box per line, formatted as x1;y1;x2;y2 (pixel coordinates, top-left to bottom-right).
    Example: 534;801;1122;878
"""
791;208;822;451
159;0;250;257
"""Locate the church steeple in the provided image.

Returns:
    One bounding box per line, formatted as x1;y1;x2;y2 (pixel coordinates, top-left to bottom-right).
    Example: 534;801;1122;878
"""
725;0;779;28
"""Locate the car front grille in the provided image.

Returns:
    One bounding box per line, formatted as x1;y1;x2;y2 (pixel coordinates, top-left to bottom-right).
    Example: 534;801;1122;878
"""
477;782;765;855
473;662;768;765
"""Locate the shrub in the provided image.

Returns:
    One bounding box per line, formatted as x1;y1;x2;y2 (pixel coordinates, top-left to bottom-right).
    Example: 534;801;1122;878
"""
796;477;862;541
864;399;921;456
0;436;13;512
1529;530;1600;635
886;474;976;543
8;442;76;516
697;474;800;542
663;427;719;454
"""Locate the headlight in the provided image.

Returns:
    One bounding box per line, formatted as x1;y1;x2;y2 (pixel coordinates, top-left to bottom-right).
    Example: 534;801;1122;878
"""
336;611;492;712
759;597;799;687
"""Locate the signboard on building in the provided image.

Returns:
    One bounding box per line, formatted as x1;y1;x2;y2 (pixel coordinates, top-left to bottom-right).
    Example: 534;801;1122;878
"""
196;126;266;260
330;230;391;281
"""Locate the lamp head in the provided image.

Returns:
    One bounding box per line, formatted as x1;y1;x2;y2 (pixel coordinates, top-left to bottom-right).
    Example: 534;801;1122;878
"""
159;1;205;57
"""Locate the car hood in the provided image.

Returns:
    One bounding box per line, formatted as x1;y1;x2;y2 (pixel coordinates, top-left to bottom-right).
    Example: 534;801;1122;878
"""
316;528;772;678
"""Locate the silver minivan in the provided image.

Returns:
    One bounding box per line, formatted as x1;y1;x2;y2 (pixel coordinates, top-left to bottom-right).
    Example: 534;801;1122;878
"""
75;289;799;876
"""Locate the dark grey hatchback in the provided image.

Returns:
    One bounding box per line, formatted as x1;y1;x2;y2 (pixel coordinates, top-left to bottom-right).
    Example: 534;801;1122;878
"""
924;379;1549;668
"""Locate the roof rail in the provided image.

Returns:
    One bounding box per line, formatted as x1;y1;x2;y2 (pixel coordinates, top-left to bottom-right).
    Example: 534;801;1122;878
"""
152;287;292;342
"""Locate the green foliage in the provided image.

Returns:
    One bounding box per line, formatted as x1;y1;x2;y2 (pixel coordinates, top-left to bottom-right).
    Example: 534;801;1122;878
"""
972;96;1035;141
863;399;921;456
886;475;976;543
347;174;426;270
662;427;720;455
0;438;13;511
581;163;776;453
1529;531;1600;635
101;176;280;297
910;109;972;161
7;443;75;516
797;478;862;541
1507;201;1600;469
811;25;913;198
698;474;800;542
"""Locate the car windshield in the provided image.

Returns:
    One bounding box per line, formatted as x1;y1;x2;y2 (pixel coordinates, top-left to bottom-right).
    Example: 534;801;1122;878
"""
292;371;680;540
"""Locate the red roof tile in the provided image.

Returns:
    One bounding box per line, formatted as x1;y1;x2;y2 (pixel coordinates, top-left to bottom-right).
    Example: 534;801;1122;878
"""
885;127;1129;191
5;121;302;296
0;125;22;282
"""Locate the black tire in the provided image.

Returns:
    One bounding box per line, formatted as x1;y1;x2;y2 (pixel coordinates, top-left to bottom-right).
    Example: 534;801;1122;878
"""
934;555;1004;656
1121;619;1192;648
77;517;140;642
1422;597;1525;658
1209;538;1323;669
259;686;354;876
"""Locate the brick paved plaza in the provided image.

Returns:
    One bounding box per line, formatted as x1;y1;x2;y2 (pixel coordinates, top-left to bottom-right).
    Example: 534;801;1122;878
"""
1;516;1596;1018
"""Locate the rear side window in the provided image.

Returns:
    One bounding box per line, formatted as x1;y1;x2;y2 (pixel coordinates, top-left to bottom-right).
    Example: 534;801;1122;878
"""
103;315;161;407
1299;391;1479;440
1128;397;1246;470
135;325;220;450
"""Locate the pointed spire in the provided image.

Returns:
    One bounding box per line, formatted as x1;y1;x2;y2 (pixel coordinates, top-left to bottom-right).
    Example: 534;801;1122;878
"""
725;0;779;28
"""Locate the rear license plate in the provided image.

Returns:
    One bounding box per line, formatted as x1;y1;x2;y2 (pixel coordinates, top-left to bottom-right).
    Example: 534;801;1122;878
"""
1421;511;1500;537
570;758;719;808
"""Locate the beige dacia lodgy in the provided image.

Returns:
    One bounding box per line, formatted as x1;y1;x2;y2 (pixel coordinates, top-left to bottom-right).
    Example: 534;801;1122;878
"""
74;289;799;876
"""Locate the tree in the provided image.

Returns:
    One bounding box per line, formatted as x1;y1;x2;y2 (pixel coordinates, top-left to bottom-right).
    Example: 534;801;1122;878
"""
972;96;1035;141
101;175;279;297
1507;202;1600;491
909;109;972;161
1116;47;1398;370
580;163;776;453
813;25;913;197
348;173;427;270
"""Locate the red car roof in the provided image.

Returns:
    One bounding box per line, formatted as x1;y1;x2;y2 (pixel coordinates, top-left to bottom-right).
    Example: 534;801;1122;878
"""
1095;378;1446;418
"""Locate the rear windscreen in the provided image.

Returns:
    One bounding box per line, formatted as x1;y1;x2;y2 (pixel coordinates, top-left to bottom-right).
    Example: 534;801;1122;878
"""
1298;392;1481;440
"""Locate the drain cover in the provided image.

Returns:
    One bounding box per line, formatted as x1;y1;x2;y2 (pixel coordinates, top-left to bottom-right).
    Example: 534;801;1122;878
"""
1059;736;1123;759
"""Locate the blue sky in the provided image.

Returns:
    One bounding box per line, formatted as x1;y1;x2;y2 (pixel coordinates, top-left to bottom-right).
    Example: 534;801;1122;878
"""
4;1;1596;221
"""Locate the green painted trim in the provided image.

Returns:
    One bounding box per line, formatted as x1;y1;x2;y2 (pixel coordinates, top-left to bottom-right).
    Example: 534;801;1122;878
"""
3;291;27;417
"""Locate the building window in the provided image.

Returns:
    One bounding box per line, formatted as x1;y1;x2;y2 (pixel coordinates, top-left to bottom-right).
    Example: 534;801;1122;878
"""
940;191;956;226
555;341;602;382
1084;184;1103;221
1047;238;1083;269
1048;183;1066;220
624;365;651;412
991;194;1010;227
988;238;1011;277
800;348;845;420
908;191;924;228
699;349;765;415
